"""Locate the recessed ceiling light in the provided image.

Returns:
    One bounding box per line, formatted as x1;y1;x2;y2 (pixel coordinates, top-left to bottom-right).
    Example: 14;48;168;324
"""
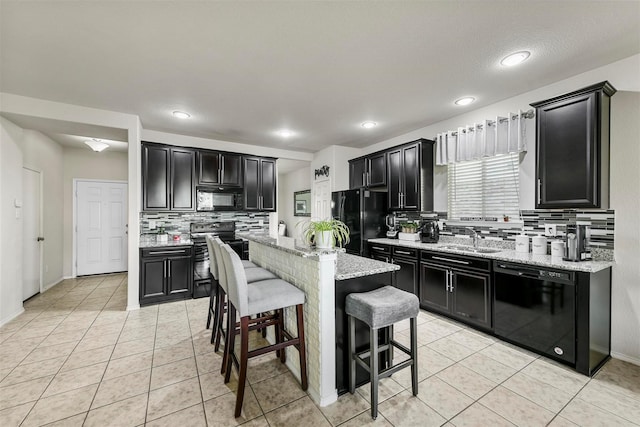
500;51;531;67
454;97;475;106
85;140;109;152
361;121;377;129
172;111;191;119
277;129;294;138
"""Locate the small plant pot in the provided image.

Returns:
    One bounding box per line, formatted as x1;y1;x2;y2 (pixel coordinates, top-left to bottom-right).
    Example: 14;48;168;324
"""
315;230;333;249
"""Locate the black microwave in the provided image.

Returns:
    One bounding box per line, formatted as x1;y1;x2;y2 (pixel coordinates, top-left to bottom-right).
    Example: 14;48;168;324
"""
196;188;243;211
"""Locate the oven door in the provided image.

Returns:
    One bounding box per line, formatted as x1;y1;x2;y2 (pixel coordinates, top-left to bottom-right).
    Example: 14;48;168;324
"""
493;262;576;365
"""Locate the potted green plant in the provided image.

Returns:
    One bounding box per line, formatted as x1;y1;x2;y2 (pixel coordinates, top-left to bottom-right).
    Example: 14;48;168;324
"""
299;219;350;249
399;222;418;233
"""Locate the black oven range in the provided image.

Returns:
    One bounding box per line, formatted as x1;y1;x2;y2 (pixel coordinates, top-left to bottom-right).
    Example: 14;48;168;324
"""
190;221;247;298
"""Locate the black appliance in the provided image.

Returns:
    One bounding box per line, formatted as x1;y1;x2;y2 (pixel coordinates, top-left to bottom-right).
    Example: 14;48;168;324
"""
196;188;243;211
564;224;592;262
420;219;439;243
493;262;576;365
331;189;387;257
190;221;246;298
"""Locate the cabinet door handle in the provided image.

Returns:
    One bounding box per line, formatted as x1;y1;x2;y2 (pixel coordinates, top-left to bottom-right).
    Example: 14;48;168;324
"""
449;273;455;292
362;172;366;186
163;260;167;278
445;270;450;292
167;260;171;277
432;256;470;265
537;179;542;205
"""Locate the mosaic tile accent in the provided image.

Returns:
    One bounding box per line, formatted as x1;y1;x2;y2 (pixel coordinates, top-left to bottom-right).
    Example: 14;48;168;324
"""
139;211;270;235
441;209;615;250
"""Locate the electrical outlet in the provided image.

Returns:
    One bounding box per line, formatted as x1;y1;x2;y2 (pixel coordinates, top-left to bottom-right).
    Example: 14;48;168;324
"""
544;224;557;237
258;220;264;226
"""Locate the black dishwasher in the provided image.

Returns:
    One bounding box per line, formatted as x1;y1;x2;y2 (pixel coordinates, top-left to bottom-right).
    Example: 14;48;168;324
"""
493;262;576;365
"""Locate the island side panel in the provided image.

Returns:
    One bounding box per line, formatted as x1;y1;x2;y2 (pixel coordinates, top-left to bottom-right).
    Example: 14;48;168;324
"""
248;240;338;406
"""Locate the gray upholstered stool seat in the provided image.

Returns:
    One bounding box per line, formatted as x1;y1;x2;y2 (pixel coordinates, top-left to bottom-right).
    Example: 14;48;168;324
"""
242;260;258;269
345;286;419;329
244;267;277;283
346;285;419;420
247;279;305;316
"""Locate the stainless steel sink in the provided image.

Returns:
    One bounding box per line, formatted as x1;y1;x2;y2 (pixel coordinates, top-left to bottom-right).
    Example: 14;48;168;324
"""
438;245;502;254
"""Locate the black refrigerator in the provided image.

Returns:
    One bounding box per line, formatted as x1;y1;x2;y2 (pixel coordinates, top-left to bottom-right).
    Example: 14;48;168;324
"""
331;189;387;257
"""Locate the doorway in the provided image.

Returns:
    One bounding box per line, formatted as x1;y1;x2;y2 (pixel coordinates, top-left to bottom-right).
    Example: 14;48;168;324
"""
313;179;331;220
22;167;43;300
75;180;128;276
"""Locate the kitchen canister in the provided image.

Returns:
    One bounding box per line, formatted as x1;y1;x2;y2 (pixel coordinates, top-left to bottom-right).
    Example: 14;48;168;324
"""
532;234;548;255
515;234;530;253
551;240;565;258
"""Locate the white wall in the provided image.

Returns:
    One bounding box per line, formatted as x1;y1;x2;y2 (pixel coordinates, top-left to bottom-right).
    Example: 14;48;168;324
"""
62;148;129;278
20;129;64;288
0;117;25;324
609;91;640;364
278;167;311;240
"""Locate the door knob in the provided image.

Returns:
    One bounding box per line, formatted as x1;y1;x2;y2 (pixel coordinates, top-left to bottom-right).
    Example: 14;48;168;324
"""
37;237;45;241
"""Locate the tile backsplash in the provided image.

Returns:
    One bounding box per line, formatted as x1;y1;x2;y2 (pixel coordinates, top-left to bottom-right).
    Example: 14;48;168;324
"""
140;211;270;235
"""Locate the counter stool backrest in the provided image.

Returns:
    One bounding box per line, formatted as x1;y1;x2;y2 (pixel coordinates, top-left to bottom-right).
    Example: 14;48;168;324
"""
211;237;228;292
220;244;250;317
205;235;219;279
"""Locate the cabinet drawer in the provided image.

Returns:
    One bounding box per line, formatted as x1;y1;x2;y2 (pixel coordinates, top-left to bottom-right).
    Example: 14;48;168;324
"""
141;246;193;258
421;251;490;272
369;244;391;255
393;247;418;258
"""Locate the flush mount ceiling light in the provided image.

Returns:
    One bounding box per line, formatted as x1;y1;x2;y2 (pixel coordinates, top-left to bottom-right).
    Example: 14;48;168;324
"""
172;111;191;119
454;97;475;106
84;139;109;152
500;51;531;67
361;121;377;129
277;129;294;138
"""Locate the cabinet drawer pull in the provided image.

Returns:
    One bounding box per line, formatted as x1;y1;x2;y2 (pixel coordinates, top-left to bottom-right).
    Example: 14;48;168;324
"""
432;256;470;265
395;250;412;255
371;246;387;251
149;250;186;255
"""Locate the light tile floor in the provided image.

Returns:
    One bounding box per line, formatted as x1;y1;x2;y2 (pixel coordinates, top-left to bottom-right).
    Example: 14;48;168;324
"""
0;273;639;426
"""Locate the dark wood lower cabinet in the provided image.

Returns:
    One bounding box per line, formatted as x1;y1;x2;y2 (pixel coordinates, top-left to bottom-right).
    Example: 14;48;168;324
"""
392;255;419;295
140;246;193;306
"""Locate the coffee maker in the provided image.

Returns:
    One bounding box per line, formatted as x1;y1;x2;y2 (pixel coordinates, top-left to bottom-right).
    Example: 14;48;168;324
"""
420;219;440;243
564;224;592;261
385;214;399;239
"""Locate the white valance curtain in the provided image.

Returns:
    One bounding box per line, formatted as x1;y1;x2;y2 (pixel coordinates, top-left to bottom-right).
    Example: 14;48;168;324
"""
436;109;532;166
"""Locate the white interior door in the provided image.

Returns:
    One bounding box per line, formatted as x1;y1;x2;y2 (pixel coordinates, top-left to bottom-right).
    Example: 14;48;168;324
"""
22;168;42;300
76;181;128;276
313;179;331;220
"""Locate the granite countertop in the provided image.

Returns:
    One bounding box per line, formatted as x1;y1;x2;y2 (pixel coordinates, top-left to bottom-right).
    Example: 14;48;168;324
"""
335;252;400;281
368;238;614;273
139;237;193;248
237;231;345;259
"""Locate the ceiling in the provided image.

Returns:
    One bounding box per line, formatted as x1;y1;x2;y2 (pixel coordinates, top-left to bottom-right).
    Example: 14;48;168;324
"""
1;1;639;154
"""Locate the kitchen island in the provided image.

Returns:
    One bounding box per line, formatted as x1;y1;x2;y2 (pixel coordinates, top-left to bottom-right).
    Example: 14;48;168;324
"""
239;233;399;406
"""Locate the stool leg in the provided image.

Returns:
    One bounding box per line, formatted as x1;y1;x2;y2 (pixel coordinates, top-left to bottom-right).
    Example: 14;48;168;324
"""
387;325;394;369
410;317;418;396
214;287;226;349
296;304;308;391
348;315;356;394
206;286;214;329
278;309;286;363
370;327;379;420
208;282;219;334
223;304;235;379
234;316;249;418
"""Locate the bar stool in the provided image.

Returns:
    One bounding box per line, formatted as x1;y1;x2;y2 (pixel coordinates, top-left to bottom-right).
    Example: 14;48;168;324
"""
346;286;419;420
205;235;257;331
209;236;276;351
220;244;308;418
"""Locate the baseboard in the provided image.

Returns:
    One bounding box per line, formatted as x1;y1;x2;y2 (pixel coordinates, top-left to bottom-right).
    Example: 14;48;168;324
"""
126;303;140;311
611;351;640;366
0;307;25;327
43;276;65;291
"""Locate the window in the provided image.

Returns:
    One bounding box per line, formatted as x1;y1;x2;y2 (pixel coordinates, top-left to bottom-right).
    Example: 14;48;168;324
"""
447;152;520;220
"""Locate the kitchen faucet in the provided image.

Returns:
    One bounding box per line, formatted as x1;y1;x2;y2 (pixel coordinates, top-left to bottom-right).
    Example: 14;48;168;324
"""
466;227;479;248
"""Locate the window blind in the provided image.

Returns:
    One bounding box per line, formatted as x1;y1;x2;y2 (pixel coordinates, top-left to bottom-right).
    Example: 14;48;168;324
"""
447;152;520;220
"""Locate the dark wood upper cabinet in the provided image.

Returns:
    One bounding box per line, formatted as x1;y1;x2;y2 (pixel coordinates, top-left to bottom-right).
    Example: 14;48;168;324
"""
349;152;387;189
142;144;170;211
387;139;433;211
170;148;196;211
197;150;242;187
531;81;616;209
142;143;195;212
243;156;276;211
